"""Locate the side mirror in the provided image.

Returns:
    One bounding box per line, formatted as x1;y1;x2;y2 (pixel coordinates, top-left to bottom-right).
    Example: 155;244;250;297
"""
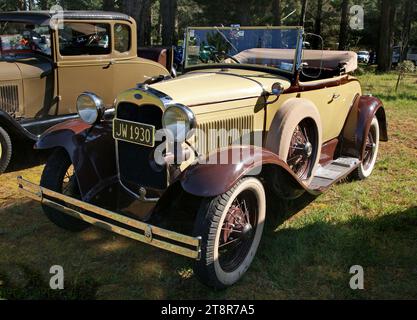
301;33;324;79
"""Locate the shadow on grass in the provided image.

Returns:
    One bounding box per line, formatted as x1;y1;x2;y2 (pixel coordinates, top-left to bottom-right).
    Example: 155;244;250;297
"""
0;199;416;299
377;91;417;102
4;139;49;173
0;264;98;300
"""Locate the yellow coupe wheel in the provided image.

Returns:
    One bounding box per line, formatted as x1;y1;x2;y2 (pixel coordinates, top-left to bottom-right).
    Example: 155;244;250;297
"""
0;126;12;174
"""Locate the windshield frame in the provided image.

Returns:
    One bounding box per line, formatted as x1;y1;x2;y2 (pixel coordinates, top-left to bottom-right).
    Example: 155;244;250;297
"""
183;26;304;76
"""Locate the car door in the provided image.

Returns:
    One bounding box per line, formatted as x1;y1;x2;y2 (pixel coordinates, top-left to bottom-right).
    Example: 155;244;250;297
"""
55;21;115;115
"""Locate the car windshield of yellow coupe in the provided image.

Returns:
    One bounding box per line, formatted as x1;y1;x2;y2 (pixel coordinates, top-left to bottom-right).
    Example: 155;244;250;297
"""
185;27;301;73
0;22;51;58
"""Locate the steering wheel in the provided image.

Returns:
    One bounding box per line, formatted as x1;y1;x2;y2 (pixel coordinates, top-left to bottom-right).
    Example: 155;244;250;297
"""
87;34;101;46
214;51;241;64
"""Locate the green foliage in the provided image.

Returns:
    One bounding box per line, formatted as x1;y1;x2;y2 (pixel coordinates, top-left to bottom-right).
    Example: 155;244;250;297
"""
395;60;416;91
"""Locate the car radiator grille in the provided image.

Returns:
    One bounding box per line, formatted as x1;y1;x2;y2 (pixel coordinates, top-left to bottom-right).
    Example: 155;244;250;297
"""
0;85;19;115
193;115;254;156
116;103;167;191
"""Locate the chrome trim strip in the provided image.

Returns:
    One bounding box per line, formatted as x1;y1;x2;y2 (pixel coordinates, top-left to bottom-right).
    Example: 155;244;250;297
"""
17;176;201;260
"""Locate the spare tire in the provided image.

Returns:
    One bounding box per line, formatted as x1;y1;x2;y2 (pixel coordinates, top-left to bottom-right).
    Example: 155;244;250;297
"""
266;99;322;186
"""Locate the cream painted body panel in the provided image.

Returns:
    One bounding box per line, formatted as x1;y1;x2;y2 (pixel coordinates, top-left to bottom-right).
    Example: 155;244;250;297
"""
266;78;361;142
151;69;291;107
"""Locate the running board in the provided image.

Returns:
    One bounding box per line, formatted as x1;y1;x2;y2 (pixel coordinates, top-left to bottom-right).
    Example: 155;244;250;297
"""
309;157;360;190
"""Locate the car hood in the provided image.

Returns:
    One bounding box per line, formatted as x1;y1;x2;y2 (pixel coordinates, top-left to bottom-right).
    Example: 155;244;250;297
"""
150;68;291;107
0;60;21;81
0;55;52;81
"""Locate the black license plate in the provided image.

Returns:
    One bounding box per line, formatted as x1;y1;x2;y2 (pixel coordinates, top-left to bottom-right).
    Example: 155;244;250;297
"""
113;118;155;147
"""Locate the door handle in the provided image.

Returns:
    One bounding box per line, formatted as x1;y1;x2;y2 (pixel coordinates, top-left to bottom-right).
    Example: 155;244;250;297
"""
328;93;341;103
103;60;115;69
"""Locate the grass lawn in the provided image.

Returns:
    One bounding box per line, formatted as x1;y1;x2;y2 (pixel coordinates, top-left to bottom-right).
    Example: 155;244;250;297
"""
0;71;416;299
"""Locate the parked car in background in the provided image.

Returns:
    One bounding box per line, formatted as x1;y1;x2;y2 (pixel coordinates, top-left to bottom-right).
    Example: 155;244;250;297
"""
19;26;388;288
357;50;370;63
0;11;171;173
392;46;401;67
406;47;417;66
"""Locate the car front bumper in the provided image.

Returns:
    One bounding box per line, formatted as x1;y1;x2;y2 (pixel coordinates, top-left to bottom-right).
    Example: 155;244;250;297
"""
17;177;201;260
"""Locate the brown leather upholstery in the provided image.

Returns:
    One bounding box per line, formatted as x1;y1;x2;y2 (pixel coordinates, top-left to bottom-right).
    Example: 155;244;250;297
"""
138;47;168;68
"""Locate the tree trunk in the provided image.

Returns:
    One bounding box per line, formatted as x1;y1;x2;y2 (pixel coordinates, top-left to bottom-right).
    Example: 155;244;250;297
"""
122;0;152;46
338;0;350;50
160;0;177;46
312;0;323;49
299;0;308;27
377;0;396;72
314;0;322;35
38;0;49;10
102;0;115;11
400;0;413;61
237;1;252;26
272;0;282;26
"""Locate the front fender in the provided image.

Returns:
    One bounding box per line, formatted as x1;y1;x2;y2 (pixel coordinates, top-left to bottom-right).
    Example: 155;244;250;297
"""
35;119;117;201
0;110;37;141
180;146;315;198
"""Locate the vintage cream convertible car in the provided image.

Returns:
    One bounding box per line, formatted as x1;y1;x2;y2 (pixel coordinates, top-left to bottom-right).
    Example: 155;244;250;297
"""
19;26;387;288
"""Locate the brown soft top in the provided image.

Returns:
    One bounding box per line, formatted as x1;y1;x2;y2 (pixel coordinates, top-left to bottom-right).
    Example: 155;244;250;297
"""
233;48;358;73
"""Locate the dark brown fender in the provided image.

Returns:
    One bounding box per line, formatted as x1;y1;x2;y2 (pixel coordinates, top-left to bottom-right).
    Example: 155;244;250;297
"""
341;95;388;159
35;119;117;201
179;146;320;198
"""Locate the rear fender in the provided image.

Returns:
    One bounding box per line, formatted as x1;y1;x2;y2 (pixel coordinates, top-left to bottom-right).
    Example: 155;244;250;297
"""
179;146;316;198
35;119;117;200
341;95;388;159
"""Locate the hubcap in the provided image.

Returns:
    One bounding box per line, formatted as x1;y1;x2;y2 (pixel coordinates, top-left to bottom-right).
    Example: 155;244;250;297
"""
304;142;313;158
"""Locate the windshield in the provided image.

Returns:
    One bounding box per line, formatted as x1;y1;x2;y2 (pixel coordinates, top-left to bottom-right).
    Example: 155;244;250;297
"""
185;27;302;73
0;22;51;57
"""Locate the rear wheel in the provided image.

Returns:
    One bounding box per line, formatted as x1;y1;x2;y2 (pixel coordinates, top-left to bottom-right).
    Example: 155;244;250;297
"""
40;149;90;232
0;126;12;174
352;116;380;180
193;177;266;288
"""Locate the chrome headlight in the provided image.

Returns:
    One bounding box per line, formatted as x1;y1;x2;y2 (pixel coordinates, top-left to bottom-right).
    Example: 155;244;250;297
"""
162;104;196;142
76;92;105;125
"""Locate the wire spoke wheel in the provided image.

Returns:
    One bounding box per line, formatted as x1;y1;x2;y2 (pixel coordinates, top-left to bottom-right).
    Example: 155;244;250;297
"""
218;191;258;272
352;116;380;180
287;119;317;180
193;177;266;288
363;125;377;171
62;165;75;195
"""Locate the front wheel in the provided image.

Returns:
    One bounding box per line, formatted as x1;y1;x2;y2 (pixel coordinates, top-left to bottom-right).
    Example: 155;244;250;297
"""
0;126;12;174
40;148;90;232
193;177;266;288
